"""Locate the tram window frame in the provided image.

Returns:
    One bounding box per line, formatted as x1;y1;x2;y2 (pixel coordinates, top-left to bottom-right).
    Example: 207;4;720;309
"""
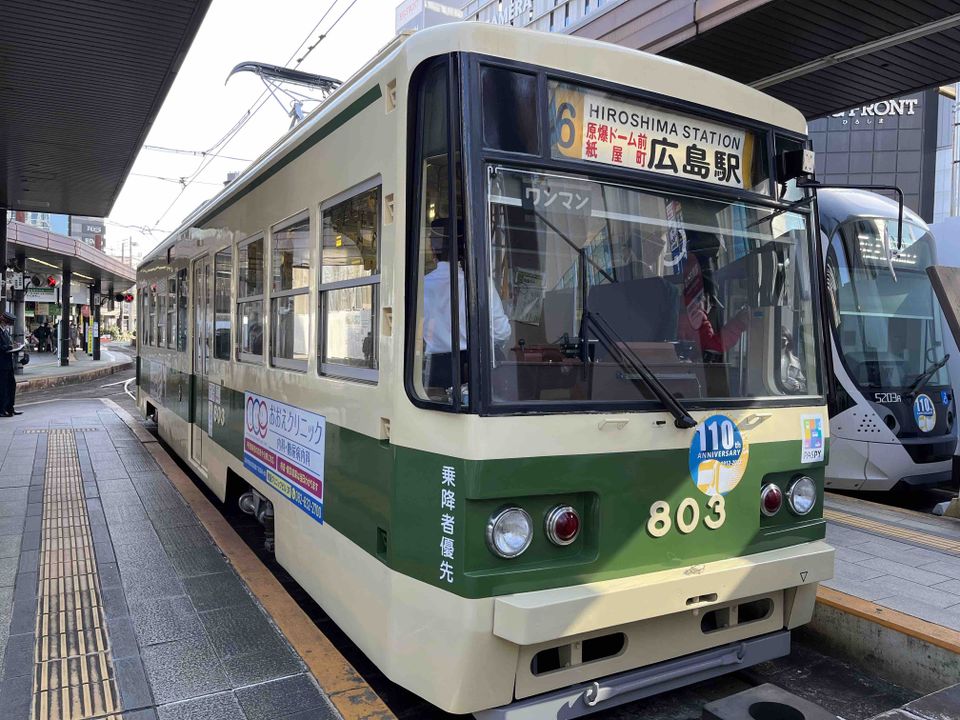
318;178;382;383
237;233;266;363
270;210;311;373
213;247;233;361
165;274;177;349
176;268;188;352
405;56;474;411
155;283;165;348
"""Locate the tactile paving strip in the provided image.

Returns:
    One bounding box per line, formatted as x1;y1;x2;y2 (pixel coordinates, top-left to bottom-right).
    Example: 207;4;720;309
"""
32;429;122;720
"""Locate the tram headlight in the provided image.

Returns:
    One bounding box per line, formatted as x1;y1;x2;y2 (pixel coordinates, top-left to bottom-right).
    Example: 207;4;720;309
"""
787;476;817;515
760;483;783;517
486;506;533;558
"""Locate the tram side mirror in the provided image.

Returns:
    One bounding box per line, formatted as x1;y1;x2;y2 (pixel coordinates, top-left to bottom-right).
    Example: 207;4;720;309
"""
777;148;815;184
746;246;785;307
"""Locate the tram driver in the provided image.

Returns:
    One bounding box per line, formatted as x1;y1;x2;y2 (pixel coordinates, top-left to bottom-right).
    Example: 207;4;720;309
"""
423;218;511;395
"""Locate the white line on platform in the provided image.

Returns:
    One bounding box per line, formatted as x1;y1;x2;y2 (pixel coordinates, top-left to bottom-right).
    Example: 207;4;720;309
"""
100;378;129;387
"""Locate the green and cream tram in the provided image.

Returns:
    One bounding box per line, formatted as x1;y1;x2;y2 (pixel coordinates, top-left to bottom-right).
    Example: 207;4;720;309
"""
137;23;834;718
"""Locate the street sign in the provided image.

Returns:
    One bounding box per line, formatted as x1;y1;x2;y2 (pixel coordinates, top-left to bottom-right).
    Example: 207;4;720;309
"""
12;272;23;290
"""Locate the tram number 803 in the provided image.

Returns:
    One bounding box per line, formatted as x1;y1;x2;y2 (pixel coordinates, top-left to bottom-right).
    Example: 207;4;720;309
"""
647;495;726;538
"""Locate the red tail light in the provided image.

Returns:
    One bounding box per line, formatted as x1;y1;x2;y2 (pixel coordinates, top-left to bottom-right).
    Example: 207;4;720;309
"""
545;505;581;546
760;483;783;517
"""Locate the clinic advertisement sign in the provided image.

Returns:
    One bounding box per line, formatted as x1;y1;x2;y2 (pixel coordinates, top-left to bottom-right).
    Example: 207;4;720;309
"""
243;392;326;523
551;82;750;189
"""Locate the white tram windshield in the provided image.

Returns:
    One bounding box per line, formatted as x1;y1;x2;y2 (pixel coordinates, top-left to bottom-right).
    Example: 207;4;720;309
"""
485;166;820;404
826;219;949;390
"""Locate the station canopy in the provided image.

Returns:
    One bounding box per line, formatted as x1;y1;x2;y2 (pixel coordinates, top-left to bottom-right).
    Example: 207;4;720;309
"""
0;0;213;217
575;0;960;119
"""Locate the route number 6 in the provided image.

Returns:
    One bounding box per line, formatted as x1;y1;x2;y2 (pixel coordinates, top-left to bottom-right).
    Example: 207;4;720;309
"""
647;495;726;538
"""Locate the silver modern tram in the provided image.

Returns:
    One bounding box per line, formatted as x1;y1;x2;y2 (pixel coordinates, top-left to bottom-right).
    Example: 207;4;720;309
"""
821;188;957;491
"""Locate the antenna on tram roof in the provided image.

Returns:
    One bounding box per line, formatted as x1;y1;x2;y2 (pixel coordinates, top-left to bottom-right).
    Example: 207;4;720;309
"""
226;62;343;127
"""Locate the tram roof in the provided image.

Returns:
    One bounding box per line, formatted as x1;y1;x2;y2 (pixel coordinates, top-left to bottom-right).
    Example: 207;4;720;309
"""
817;187;927;239
142;22;807;267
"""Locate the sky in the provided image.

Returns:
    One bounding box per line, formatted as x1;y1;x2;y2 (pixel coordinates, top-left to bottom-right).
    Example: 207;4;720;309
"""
105;0;396;258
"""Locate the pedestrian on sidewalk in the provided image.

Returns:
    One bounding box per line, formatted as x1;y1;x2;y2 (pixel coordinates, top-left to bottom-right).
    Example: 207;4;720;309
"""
0;311;22;417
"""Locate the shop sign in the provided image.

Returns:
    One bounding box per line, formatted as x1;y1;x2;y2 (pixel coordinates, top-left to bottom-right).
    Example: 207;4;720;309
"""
25;286;56;303
551;82;751;189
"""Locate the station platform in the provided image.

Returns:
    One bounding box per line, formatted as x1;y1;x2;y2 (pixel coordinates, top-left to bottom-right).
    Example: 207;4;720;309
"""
0;398;377;720
16;344;133;394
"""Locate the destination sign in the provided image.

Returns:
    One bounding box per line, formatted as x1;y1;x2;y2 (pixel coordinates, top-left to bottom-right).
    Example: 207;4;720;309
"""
550;82;756;190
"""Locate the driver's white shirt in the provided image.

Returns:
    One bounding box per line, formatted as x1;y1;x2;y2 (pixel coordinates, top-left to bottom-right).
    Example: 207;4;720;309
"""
423;261;511;353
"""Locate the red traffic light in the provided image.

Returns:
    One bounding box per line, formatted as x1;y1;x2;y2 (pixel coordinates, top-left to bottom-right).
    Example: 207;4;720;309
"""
115;292;134;303
124;293;134;303
46;275;57;287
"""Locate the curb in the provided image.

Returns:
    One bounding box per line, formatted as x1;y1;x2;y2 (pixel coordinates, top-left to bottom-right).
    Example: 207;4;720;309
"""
16;358;133;393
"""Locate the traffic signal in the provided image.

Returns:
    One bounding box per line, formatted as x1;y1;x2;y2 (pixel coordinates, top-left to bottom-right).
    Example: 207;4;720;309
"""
46;275;57;287
124;293;134;303
114;292;134;303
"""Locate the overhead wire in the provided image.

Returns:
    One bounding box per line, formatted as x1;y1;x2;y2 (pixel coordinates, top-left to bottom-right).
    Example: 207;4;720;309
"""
154;0;351;227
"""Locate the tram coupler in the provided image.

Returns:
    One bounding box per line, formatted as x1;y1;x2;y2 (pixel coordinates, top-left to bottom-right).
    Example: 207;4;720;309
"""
238;489;275;553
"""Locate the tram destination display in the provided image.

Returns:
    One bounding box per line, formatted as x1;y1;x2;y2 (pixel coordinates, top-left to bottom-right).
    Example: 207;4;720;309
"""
551;82;754;190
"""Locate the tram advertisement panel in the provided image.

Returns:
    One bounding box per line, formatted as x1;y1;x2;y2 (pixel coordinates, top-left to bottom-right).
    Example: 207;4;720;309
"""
550;81;754;190
243;392;326;523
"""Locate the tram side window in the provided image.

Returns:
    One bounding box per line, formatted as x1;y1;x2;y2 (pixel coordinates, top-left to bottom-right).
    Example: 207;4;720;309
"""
237;236;265;361
319;184;380;381
176;268;188;352
272;214;311;371
408;60;469;406
213;248;232;360
144;287;154;346
155;285;165;348
166;274;177;349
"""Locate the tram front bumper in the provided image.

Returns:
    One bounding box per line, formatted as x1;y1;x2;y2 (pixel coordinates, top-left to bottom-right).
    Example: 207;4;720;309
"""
492;540;834;645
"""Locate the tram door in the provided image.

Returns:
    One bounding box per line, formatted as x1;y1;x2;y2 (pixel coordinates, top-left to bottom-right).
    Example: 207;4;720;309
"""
191;255;212;468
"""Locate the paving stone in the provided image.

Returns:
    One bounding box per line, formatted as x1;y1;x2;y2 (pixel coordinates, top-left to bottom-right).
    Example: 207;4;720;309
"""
182;572;251;612
121;567;186;601
129;595;204;647
106;615;141;660
12;571;36;605
0;673;32;720
17;549;38;574
8;598;36;635
115;655;155;710
821;576;895;602
102;585;130;619
168;546;227;579
856;557;951;586
25;503;41;518
122;709;159;720
200;601;282;661
833;559;886;583
0;556;18;588
0;501;26;518
157;691;247;720
19;531;39;553
219;636;302;686
871;575;960;608
0;517;25;535
0;535;21;559
22;515;40;534
921;556;960;580
141;636;230;704
99;561;122;589
876;595;960;630
858;537;947;566
1;633;34;679
932;578;960;596
236;674;333;720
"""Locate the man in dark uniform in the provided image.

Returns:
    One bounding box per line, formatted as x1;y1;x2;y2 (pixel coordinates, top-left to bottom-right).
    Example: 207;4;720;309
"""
0;311;22;416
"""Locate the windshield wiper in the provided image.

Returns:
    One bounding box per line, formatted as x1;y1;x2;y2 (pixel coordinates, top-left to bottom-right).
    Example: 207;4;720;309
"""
583;310;697;429
907;354;950;398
